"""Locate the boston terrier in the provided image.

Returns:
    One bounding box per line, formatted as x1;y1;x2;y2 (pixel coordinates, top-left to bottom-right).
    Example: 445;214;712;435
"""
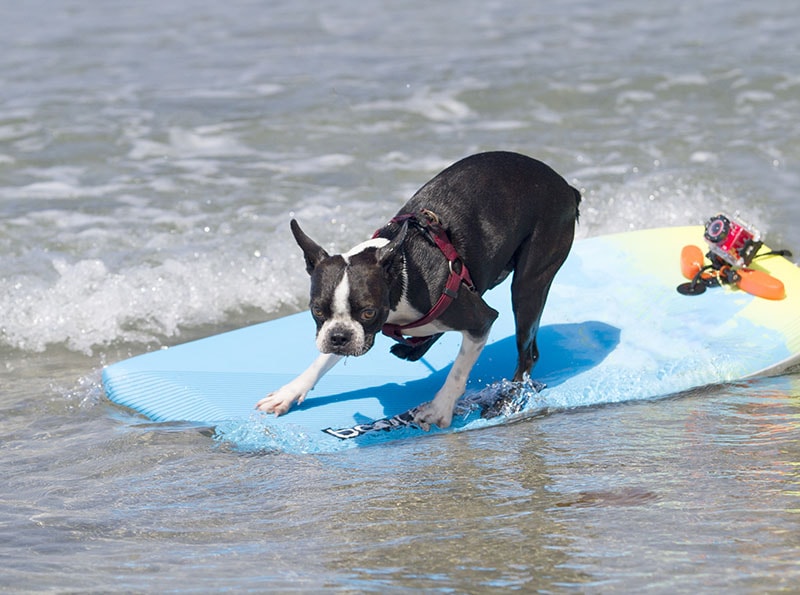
256;151;581;430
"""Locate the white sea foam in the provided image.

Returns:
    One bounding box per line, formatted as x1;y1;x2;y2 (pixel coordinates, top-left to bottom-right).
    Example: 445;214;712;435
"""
735;90;776;106
268;154;356;175
574;170;766;239
616;90;657;105
372;152;454;173
0;247;306;354
655;74;709;89
129;126;256;160
690;151;719;164
356;86;474;122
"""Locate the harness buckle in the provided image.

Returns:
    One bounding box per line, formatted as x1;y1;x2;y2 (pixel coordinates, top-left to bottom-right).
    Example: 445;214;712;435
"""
449;259;475;292
420;208;441;226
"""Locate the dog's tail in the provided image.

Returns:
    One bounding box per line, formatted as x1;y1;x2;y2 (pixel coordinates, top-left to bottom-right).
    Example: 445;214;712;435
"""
571;186;582;222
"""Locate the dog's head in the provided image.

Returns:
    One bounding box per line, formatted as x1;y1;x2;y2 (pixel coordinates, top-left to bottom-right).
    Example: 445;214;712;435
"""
290;219;406;356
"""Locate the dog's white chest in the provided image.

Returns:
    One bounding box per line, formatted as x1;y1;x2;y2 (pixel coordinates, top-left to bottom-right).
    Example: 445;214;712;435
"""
387;297;456;336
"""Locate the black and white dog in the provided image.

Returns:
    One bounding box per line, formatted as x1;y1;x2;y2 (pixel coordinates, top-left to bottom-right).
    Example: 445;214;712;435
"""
256;151;581;430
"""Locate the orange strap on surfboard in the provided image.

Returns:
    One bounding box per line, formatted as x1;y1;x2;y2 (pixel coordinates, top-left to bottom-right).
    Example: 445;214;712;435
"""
679;243;785;300
737;268;785;300
680;244;705;280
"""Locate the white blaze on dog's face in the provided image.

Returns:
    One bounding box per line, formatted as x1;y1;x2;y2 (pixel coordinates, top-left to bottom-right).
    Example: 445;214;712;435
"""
290;220;406;357
309;246;388;356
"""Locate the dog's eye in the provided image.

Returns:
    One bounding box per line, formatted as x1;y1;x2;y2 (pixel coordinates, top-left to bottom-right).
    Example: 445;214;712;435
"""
360;308;377;321
311;305;325;319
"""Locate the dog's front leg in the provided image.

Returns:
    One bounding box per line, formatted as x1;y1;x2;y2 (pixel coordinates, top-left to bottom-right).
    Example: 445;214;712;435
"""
255;353;343;415
413;330;488;430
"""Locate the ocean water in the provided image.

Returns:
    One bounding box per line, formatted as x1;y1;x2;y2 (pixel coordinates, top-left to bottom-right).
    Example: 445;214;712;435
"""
2;0;799;592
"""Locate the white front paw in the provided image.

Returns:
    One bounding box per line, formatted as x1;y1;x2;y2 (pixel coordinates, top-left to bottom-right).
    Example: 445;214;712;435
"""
413;400;454;431
255;384;309;416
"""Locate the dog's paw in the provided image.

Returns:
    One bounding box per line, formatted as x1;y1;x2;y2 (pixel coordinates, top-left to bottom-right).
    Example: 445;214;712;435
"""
390;342;417;360
389;333;442;361
255;385;309;416
412;400;454;431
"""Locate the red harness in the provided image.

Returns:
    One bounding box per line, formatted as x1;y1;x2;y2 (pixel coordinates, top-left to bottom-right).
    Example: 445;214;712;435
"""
373;210;474;346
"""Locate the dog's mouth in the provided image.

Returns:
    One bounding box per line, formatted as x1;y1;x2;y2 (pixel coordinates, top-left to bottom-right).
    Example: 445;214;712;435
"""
317;326;375;357
325;345;371;357
323;340;373;357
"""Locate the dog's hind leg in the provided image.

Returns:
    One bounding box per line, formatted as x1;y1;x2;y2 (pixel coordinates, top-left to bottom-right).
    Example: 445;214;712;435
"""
510;232;574;382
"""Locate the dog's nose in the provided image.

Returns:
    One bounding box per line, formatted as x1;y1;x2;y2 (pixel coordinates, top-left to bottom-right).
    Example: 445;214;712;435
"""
329;329;352;347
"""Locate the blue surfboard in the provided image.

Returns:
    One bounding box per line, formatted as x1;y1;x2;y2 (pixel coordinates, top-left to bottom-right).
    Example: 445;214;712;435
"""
102;226;800;453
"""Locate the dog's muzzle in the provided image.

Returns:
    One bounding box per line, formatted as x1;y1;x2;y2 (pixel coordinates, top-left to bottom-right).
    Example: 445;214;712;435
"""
317;322;374;356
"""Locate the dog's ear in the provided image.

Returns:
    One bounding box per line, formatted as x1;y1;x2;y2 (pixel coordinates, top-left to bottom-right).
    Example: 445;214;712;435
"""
290;219;330;275
376;221;408;269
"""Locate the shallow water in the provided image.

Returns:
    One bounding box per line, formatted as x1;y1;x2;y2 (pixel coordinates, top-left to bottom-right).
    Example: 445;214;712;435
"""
2;0;799;591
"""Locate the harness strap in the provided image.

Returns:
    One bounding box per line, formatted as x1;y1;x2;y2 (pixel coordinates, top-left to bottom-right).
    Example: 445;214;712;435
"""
374;210;474;346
